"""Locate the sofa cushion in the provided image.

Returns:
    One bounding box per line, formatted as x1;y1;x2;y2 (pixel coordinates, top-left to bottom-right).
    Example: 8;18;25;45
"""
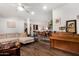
6;33;17;38
0;40;18;50
19;32;27;37
0;33;6;39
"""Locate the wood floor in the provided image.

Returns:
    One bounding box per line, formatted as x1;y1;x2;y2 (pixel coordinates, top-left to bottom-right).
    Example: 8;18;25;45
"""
20;41;78;56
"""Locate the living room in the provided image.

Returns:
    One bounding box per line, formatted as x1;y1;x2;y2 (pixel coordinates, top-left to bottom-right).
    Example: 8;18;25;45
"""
0;3;79;56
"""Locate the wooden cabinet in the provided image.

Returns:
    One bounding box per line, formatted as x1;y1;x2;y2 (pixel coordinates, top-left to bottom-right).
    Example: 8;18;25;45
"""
49;32;79;55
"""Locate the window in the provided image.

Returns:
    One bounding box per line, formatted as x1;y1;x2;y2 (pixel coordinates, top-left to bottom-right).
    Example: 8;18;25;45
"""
33;25;38;30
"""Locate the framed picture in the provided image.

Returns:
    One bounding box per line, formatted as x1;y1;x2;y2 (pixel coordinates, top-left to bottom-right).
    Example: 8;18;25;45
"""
55;17;61;24
59;26;66;30
7;20;16;28
66;20;77;33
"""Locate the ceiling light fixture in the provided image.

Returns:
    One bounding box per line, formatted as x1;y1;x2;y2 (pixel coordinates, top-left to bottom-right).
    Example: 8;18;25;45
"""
17;6;24;11
17;3;24;11
43;5;47;10
17;3;35;15
31;11;35;15
18;3;22;6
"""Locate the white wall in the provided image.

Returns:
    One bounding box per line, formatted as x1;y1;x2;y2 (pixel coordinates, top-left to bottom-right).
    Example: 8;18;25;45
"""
53;3;79;34
0;17;24;33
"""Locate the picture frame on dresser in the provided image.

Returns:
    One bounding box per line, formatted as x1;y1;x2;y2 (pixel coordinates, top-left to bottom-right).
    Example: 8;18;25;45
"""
66;20;77;34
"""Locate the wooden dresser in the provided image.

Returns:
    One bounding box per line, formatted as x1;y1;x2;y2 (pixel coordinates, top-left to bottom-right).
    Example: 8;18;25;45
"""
49;32;79;55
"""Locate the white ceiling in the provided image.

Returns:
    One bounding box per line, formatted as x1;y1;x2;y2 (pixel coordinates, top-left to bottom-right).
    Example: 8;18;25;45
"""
0;3;67;24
